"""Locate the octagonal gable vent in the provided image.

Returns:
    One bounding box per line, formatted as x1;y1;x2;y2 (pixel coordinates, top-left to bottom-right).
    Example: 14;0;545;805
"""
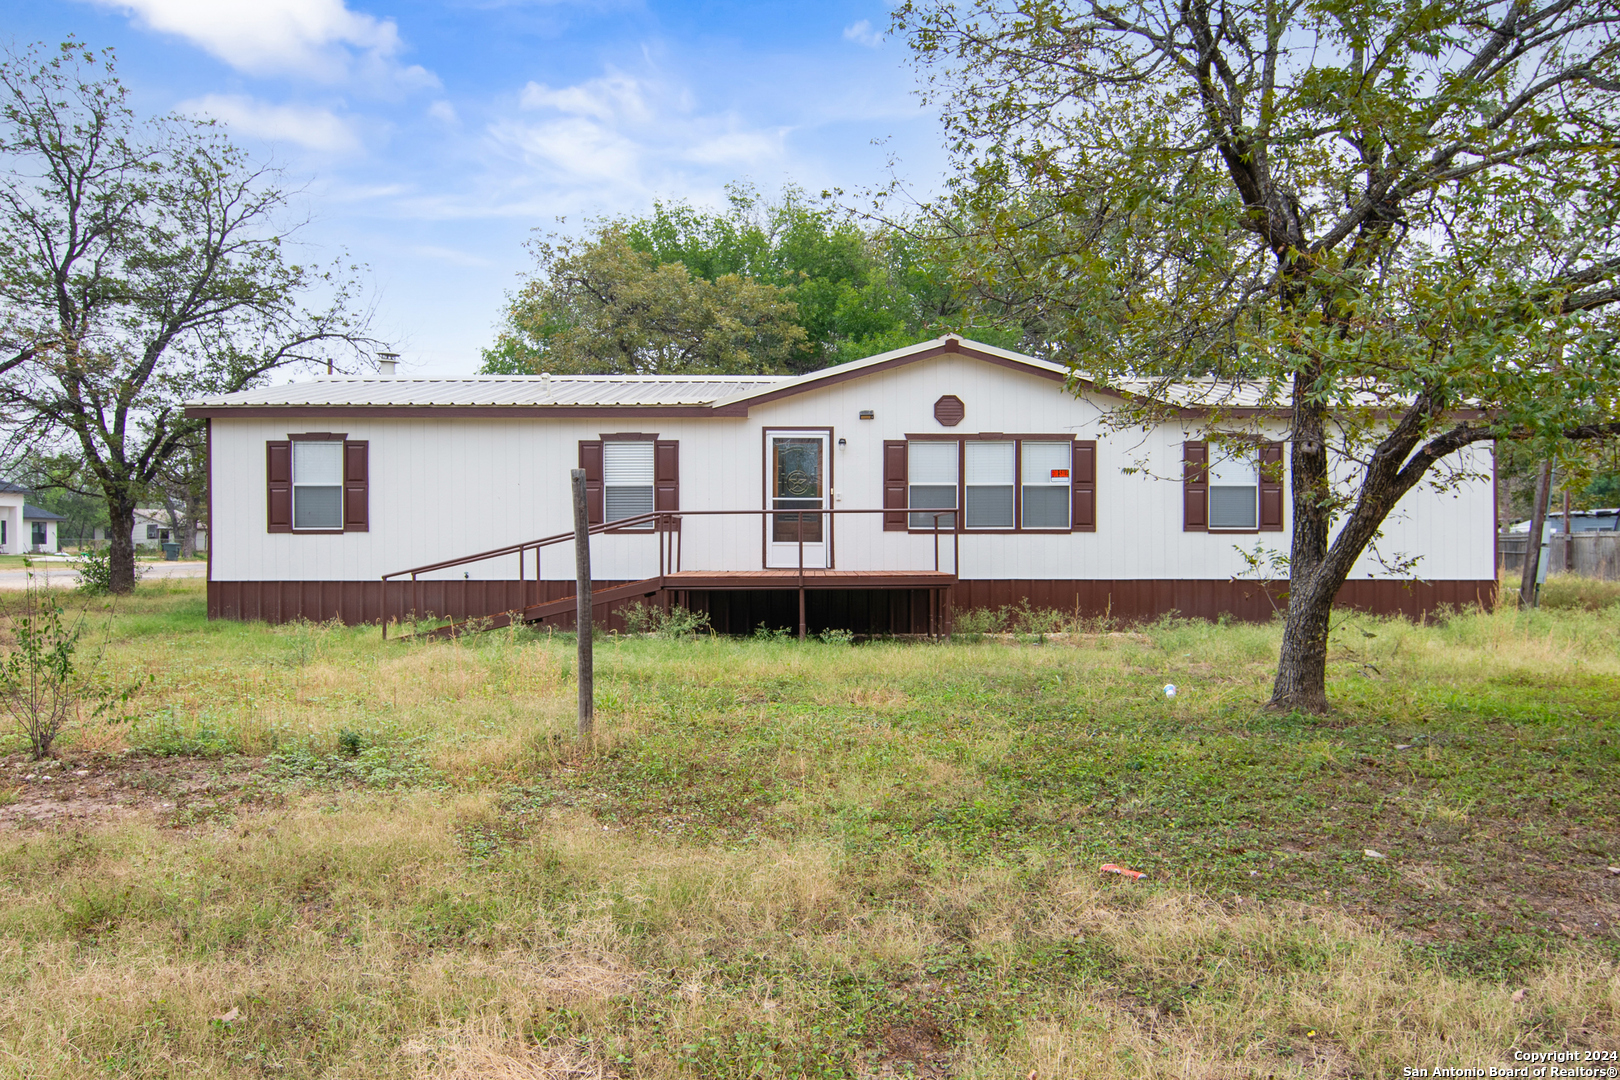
933;394;965;427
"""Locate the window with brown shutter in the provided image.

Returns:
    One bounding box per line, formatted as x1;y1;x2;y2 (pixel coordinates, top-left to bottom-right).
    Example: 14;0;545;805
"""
654;440;679;531
578;440;604;525
1071;440;1097;532
882;440;907;530
266;441;292;533
1258;441;1284;531
1183;441;1209;531
343;441;369;532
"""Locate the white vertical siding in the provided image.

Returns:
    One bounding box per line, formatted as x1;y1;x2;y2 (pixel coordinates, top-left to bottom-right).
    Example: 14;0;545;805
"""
208;354;1496;583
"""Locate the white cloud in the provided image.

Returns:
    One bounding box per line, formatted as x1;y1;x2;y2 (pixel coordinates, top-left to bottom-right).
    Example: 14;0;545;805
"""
519;72;649;123
843;20;883;48
180;94;363;153
490;116;643;182
489;68;791;204
428;100;458;124
82;0;439;91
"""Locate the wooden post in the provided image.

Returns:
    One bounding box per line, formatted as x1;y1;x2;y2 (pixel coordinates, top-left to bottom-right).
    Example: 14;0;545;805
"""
572;469;593;737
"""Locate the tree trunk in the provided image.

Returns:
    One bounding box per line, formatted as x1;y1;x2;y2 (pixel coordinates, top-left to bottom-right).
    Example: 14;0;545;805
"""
1270;375;1335;712
105;501;138;594
1270;573;1337;712
1518;459;1553;607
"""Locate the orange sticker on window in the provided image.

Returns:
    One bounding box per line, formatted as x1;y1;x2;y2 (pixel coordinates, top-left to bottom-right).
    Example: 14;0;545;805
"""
1050;468;1070;483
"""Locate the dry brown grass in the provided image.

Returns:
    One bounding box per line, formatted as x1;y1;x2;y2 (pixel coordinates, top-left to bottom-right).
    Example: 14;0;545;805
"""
0;581;1615;1077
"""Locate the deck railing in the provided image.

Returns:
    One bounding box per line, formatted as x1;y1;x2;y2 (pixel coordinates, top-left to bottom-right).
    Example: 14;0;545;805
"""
382;508;958;640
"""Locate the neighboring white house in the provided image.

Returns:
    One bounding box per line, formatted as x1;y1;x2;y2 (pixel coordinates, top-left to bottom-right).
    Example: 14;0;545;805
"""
185;337;1498;630
131;509;208;551
0;483;64;554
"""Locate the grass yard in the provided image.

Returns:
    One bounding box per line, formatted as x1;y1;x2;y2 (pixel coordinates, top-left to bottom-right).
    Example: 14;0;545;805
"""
0;579;1615;1078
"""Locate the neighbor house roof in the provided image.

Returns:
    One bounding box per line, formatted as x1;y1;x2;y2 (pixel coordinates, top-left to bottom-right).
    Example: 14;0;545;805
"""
22;504;62;521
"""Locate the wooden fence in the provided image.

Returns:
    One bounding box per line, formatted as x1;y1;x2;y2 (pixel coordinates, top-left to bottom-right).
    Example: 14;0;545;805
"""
1497;533;1620;581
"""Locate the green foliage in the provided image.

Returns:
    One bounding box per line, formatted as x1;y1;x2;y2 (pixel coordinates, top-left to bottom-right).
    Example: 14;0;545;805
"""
0;40;374;594
129;708;235;758
483;184;1019;376
72;547;144;596
0;562;130;758
619;601;712;638
896;0;1620;709
266;730;434;789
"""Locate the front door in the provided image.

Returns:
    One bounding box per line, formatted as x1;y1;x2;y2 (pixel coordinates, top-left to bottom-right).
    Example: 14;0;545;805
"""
765;431;830;568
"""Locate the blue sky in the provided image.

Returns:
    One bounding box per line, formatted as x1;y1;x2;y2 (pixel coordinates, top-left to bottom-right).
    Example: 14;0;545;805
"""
7;0;947;376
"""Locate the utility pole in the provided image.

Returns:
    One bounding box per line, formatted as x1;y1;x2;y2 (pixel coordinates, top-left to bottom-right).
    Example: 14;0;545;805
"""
572;469;593;738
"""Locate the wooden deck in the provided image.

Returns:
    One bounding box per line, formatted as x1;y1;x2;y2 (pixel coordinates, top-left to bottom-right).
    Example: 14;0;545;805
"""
662;570;957;590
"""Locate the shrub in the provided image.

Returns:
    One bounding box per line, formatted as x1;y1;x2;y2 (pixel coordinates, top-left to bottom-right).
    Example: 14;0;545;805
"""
620;602;712;638
70;547;145;595
951;607;1007;639
0;562;133;758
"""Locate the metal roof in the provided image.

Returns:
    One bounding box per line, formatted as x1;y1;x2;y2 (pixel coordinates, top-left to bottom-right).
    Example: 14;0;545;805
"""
188;373;790;409
186;338;1374;414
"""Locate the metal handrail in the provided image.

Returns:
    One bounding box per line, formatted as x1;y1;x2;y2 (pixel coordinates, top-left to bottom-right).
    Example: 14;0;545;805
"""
381;507;960;641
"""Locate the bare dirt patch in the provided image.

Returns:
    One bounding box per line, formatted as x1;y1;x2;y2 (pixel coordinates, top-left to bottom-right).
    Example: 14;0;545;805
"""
0;753;274;829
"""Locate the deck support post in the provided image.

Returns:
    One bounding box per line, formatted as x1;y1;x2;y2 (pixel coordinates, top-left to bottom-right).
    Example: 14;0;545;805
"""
797;517;807;641
572;469;593;738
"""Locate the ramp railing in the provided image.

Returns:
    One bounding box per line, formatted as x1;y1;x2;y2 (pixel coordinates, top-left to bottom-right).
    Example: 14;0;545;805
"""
381;508;958;640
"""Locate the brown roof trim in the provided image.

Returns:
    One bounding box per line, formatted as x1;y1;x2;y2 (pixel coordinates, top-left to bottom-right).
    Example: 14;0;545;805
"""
185;404;750;420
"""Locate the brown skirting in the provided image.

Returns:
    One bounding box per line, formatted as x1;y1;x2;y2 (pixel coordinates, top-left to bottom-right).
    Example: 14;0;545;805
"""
208;577;1497;630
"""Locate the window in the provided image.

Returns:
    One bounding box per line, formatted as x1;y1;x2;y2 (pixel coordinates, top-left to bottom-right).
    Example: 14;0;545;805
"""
1021;441;1072;529
1207;446;1258;530
293;441;344;530
908;441;957;529
579;438;678;530
146;524;160;539
965;441;1014;528
603;441;655;527
893;436;1096;532
31;522;46;547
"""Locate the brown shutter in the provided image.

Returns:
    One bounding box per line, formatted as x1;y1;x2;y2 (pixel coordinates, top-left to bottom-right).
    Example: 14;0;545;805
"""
883;440;908;531
343;441;369;532
654;439;679;531
1071;440;1097;532
1259;441;1284;531
1183;441;1208;531
267;441;292;533
579;441;604;525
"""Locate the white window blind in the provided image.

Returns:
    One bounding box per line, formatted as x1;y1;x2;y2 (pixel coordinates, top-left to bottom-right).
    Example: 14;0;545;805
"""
965;441;1014;528
964;441;1014;484
292;441;343;530
1020;441;1071;528
908;442;958;529
1208;446;1258;529
604;441;655;525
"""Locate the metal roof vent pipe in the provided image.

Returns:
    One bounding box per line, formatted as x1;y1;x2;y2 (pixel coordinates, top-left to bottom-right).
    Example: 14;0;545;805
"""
377;351;399;377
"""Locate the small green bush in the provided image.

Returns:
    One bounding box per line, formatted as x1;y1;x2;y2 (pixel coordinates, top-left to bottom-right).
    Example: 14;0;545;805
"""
621;601;712;638
71;548;145;595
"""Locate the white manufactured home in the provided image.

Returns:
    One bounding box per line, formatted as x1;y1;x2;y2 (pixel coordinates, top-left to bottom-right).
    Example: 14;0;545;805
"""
187;337;1498;632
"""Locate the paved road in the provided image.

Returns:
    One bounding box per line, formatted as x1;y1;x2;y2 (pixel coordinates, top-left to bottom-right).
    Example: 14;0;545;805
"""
0;560;209;590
